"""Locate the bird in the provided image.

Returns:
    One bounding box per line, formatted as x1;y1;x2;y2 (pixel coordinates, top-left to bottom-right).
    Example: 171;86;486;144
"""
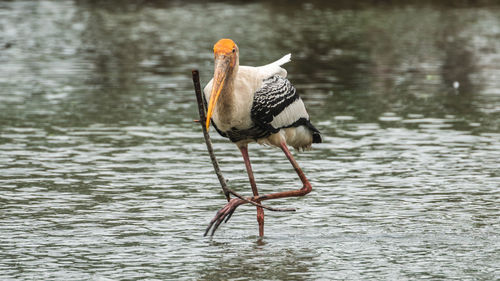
203;38;321;237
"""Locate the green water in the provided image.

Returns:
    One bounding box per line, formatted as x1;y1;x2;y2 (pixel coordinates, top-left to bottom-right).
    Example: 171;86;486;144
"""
0;1;499;280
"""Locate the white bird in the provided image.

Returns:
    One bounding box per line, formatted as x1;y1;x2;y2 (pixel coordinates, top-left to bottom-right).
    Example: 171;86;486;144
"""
203;39;321;236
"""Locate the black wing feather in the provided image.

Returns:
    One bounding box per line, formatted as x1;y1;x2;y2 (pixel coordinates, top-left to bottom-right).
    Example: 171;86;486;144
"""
251;75;299;130
251;76;321;143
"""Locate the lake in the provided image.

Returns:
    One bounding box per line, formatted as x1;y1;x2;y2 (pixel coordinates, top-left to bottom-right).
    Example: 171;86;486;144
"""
0;1;499;280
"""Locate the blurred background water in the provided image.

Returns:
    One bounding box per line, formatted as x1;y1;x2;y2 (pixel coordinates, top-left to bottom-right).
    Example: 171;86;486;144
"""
0;0;499;280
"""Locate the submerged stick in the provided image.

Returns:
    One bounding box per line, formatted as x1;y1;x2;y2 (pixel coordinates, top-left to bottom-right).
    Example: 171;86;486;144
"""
191;70;295;212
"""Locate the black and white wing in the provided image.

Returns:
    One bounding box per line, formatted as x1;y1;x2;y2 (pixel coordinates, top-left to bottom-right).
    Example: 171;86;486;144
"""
251;75;322;143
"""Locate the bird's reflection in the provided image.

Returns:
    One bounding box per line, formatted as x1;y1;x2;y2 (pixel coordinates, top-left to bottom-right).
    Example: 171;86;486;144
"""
200;237;312;280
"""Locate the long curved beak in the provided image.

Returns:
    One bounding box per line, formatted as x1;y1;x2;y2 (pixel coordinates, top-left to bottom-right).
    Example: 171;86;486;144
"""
206;55;231;130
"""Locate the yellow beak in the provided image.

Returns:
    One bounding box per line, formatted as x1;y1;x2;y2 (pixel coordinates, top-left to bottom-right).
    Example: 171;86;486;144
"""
206;56;230;130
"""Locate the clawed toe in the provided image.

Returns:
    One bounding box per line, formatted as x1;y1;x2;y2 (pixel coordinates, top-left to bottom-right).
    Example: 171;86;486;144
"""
204;198;244;236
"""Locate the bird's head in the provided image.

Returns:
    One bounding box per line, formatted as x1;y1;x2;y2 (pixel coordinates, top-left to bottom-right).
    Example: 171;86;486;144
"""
206;38;239;130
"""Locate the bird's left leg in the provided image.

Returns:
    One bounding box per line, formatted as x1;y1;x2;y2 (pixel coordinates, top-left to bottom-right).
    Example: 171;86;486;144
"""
239;144;265;237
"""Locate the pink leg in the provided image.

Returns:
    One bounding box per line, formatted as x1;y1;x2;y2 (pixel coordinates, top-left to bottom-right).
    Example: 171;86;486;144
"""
239;145;264;237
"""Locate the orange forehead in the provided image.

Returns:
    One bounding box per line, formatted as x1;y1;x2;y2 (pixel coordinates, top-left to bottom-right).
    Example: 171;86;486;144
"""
213;39;236;54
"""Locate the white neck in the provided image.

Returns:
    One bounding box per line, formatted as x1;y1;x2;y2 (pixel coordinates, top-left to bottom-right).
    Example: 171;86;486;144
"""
216;58;239;121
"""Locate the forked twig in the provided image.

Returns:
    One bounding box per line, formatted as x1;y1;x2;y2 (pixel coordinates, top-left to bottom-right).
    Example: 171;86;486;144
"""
191;69;295;212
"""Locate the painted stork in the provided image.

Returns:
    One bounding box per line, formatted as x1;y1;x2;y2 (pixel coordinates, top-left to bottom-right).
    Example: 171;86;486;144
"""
203;39;321;237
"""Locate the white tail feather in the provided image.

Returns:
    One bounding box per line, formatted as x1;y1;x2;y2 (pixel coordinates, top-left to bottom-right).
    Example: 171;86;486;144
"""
271;53;291;66
257;53;292;79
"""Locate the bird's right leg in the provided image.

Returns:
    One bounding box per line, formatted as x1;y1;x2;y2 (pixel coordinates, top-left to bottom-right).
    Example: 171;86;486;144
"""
239;144;265;237
204;144;265;237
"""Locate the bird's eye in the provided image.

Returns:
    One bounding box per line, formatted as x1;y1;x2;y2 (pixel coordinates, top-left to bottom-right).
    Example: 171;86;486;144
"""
232;48;236;53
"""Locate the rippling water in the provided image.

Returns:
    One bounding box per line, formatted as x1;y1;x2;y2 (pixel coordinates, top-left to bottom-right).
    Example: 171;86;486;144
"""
1;1;499;280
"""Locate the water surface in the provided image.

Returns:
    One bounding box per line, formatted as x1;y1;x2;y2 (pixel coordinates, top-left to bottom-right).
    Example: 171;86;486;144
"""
0;1;499;280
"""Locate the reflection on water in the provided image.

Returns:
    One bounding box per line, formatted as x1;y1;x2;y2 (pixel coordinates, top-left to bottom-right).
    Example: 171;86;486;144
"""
0;1;499;280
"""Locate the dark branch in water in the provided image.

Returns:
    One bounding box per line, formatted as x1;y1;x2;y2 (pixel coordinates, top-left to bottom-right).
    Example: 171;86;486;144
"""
191;69;295;212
